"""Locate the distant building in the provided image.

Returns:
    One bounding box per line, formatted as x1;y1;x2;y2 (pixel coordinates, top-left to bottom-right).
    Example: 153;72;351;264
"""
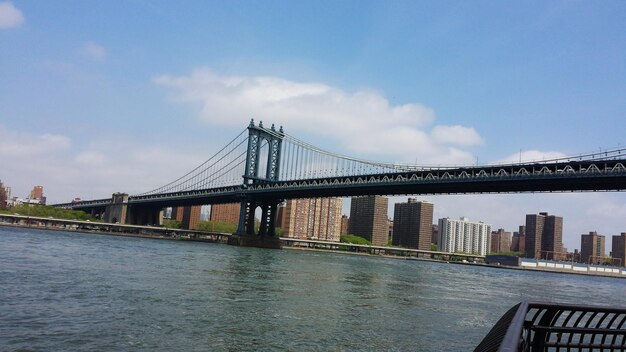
171;206;201;230
283;198;342;241
275;202;286;230
431;224;439;247
0;180;6;209
171;206;184;221
348;196;388;246
392;198;433;250
182;206;202;230
525;212;563;260
612;233;626;267
438;217;491;256
511;225;526;252
490;228;512;253
580;231;606;264
29;185;45;204
388;219;394;244
210;203;240;225
340;215;349;235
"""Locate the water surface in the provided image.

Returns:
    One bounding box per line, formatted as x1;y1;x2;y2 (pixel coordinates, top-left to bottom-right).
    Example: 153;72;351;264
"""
1;227;625;351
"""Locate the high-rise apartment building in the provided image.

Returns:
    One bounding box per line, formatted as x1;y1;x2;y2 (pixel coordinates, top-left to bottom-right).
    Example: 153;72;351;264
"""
340;215;349;235
510;225;526;252
392;198;433;250
283;198;342;241
525;212;563;260
580;231;606;264
30;186;43;200
182;205;202;230
29;185;45;205
171;206;201;230
490;228;512;253
171;207;184;221
210;203;240;224
431;224;439;247
438;217;491;256
0;180;6;209
348;196;388;246
611;233;626;267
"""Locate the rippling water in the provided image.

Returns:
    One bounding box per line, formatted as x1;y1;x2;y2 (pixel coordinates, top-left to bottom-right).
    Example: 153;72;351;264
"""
1;226;625;351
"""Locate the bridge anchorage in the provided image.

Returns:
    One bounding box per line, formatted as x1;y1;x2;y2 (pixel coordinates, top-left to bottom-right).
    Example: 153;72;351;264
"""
230;119;285;249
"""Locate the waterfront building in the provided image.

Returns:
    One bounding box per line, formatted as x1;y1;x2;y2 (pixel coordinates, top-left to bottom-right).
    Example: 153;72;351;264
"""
210;203;240;225
29;185;46;205
490;228;511;254
182;206;202;230
612;233;626;267
171;207;184;221
438;217;491;256
580;231;606;264
431;224;439;247
171;206;201;230
392;198;433;250
275;202;286;230
340;215;349;235
511;225;526;252
30;185;43;200
283;198;342;241
348;196;388;246
0;180;6;209
525;212;563;260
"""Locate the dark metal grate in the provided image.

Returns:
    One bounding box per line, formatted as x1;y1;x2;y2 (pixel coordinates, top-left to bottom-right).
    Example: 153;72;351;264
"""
475;302;626;352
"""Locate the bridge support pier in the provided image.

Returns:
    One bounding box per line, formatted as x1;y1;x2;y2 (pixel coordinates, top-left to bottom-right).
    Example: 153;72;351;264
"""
228;120;284;249
103;193;129;224
229;197;282;249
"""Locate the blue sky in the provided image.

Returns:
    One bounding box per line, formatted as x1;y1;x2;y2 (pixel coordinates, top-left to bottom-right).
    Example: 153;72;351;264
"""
2;1;626;251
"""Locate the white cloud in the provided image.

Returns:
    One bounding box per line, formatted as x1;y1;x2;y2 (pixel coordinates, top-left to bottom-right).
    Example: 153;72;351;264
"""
154;69;484;165
0;126;71;157
431;125;483;146
75;151;106;166
81;41;106;61
497;150;568;164
0;126;206;204
0;2;24;29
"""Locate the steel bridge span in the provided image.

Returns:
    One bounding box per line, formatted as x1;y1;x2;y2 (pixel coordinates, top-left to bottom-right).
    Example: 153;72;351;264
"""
55;120;626;242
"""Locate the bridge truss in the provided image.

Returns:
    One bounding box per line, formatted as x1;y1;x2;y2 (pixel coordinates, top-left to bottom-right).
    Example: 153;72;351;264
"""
56;120;626;235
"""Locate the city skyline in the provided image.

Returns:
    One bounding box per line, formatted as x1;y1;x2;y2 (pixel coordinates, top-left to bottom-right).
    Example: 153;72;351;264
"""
2;1;626;252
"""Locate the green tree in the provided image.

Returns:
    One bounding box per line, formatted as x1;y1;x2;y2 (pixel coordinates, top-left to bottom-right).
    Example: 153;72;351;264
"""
0;204;97;221
430;243;438;251
163;219;182;229
340;234;372;245
196;220;237;233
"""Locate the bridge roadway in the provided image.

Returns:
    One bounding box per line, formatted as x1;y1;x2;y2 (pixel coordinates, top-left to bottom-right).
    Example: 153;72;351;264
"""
59;158;626;213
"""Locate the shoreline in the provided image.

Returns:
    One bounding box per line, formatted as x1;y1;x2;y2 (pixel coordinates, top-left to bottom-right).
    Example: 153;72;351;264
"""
3;222;624;280
283;245;626;279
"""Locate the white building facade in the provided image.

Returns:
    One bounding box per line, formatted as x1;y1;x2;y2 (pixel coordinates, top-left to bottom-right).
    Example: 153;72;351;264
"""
438;217;492;256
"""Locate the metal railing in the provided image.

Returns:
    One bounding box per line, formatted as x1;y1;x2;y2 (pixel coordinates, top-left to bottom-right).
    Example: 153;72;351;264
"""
475;301;626;351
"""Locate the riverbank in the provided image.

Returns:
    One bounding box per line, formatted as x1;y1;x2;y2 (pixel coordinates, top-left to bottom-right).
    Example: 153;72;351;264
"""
2;215;625;279
0;214;230;244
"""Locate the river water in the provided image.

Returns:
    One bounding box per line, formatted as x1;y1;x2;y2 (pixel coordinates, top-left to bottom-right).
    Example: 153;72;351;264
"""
1;226;625;351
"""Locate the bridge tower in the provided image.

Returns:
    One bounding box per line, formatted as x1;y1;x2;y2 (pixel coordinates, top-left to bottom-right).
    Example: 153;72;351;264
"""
235;119;284;245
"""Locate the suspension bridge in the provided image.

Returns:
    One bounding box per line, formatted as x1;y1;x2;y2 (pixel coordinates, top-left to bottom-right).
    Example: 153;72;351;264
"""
56;119;626;244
